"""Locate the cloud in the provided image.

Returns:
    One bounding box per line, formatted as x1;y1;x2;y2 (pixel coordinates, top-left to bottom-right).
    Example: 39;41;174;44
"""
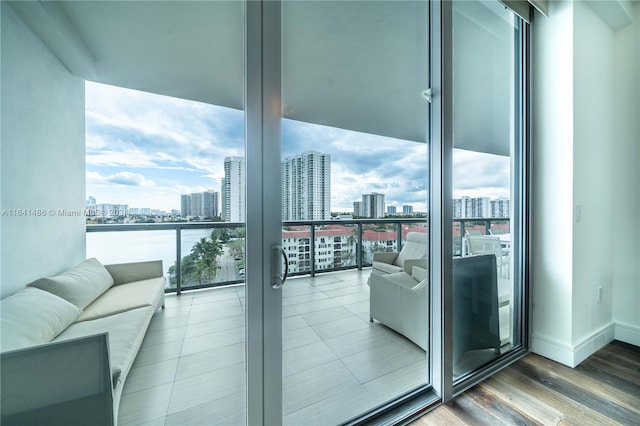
453;149;510;199
85;81;243;180
85;81;510;212
88;171;154;187
107;172;154;187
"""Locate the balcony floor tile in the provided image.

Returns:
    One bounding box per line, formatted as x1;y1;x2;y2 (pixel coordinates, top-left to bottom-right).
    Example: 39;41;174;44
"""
120;269;431;426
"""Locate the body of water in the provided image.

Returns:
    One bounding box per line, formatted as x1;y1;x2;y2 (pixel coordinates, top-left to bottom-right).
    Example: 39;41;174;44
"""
86;229;220;278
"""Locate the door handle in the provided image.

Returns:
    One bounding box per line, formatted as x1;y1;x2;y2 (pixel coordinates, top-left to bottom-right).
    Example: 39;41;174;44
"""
271;245;288;289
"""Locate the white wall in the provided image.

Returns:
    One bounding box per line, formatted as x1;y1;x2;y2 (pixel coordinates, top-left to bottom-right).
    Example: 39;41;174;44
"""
572;0;615;347
611;2;640;346
532;0;640;366
531;0;575;365
1;3;86;298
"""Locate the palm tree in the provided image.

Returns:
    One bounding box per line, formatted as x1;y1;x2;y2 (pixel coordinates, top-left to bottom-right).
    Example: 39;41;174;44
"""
191;237;223;284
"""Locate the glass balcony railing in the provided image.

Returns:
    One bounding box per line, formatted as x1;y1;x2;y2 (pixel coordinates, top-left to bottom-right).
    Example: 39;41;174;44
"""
87;217;508;294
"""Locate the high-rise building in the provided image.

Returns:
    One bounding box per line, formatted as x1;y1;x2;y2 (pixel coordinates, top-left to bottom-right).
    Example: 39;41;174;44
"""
282;151;331;221
222;157;245;222
181;190;219;218
471;197;491;218
202;190;219;218
362;192;385;218
387;205;397;216
402;205;414;216
453;196;506;218
491;198;510;218
181;194;190;217
189;193;202;217
353;201;362;217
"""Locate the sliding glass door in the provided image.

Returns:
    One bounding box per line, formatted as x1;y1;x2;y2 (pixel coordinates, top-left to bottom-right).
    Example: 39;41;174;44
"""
249;0;528;422
448;0;528;390
278;1;431;423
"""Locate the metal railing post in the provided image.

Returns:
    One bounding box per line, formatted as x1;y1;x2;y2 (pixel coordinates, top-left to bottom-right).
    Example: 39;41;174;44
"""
357;222;363;270
459;220;466;256
396;222;403;252
484;220;491;235
310;225;316;277
176;226;182;296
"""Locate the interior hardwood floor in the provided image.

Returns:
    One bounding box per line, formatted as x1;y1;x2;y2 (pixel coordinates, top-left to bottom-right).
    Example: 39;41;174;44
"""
411;341;640;426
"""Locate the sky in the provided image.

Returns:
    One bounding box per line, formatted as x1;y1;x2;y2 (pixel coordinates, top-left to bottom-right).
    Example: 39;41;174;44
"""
85;82;510;213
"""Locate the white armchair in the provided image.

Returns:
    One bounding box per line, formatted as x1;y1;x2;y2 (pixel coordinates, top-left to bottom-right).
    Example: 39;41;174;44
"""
369;266;428;350
370;232;427;280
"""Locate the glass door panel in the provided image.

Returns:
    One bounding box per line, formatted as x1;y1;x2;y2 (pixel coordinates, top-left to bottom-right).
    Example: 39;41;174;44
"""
280;1;431;423
451;0;522;381
79;1;249;423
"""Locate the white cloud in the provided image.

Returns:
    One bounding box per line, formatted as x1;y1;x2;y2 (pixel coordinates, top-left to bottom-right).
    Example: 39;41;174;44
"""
88;171;154;187
107;172;155;187
85;81;511;214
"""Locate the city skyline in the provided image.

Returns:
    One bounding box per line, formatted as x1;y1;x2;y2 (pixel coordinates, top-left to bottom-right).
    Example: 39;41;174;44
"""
86;82;510;213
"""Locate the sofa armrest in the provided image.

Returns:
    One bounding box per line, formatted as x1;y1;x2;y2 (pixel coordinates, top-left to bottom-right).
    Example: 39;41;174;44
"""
1;333;114;425
403;258;428;274
105;260;163;286
372;252;399;264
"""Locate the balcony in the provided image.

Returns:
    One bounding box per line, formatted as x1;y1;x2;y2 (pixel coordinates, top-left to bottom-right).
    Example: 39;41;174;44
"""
86;217;513;425
117;270;427;425
87;218;432;293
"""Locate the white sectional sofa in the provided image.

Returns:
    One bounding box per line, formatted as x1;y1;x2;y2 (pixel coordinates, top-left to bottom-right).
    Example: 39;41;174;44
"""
0;258;166;425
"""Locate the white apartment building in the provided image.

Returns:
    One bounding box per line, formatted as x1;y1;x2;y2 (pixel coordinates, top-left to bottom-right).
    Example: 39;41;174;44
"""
491;198;510;218
202;190;219;218
282;151;331;221
453;196;509;219
87;203;128;218
387;205;397;216
353;201;362;217
402;205;414;215
222;157;245;222
362;192;385;218
282;225;357;273
180;190;218;218
189;193;202;217
281;225;427;273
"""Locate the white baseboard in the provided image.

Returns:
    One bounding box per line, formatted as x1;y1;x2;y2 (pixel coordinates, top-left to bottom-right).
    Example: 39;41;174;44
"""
573;323;616;366
531;322;615;367
530;333;575;367
615;322;640;346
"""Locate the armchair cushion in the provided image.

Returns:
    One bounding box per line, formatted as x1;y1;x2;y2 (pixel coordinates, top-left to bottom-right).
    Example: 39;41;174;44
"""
412;266;428;282
371;261;403;275
372;252;398;264
394;232;427;267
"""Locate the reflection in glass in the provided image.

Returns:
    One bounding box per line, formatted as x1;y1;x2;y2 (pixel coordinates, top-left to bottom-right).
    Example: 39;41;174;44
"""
452;0;520;380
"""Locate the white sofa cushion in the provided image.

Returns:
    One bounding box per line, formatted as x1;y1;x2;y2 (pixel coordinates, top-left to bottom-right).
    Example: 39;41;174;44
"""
1;287;82;352
78;277;166;322
28;258;114;309
53;306;155;388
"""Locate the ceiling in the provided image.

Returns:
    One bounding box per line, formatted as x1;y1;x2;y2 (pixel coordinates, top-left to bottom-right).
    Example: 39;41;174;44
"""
9;0;514;155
